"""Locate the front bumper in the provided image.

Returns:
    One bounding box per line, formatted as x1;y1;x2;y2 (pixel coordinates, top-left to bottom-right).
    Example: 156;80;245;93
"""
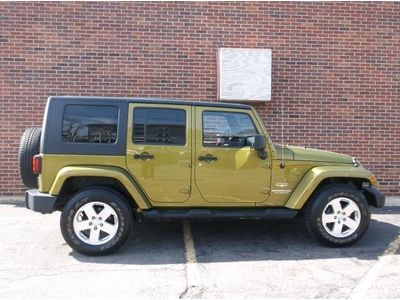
25;189;57;214
362;186;385;208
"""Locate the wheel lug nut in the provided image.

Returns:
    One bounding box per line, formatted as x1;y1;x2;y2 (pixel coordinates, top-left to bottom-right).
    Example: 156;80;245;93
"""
100;223;103;227
343;218;346;221
89;222;92;226
94;226;97;230
334;216;337;219
342;212;345;215
337;211;340;214
99;217;102;221
92;216;95;220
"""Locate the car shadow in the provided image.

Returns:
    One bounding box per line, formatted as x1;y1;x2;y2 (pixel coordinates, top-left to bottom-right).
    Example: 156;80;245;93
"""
71;205;400;265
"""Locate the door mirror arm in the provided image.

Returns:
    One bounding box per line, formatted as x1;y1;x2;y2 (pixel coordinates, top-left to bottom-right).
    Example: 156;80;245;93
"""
258;149;268;160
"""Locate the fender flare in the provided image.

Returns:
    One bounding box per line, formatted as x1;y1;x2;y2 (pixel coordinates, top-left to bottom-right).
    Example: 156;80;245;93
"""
49;166;151;209
284;166;374;210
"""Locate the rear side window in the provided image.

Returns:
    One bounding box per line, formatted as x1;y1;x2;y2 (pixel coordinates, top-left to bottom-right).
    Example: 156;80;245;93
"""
203;111;258;147
62;105;119;144
133;108;186;145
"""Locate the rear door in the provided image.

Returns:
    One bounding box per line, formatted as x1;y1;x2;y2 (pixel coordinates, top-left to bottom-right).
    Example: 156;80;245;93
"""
126;103;192;203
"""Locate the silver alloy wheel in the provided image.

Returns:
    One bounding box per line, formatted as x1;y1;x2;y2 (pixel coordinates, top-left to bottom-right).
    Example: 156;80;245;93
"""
321;197;361;238
73;201;119;246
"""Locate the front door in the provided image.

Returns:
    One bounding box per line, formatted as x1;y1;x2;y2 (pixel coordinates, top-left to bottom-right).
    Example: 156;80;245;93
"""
195;107;271;204
126;104;192;203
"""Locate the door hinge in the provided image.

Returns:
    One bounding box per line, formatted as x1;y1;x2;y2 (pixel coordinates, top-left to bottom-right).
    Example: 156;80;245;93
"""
260;188;270;195
261;162;271;169
179;187;191;194
179;160;191;168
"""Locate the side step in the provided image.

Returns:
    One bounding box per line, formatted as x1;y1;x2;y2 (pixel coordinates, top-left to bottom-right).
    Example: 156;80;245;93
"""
137;208;298;221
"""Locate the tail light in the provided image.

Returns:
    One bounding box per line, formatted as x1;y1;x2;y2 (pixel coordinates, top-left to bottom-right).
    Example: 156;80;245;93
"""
32;155;42;174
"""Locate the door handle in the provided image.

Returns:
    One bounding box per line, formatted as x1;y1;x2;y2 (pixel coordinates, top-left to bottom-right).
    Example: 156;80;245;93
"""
198;154;218;162
134;152;154;160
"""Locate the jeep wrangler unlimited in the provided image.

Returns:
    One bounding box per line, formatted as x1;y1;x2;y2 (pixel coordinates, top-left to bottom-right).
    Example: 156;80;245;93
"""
19;96;385;255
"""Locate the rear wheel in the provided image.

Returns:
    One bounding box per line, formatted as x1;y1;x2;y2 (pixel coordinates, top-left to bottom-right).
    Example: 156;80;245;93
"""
60;188;133;256
305;184;370;247
18;127;42;188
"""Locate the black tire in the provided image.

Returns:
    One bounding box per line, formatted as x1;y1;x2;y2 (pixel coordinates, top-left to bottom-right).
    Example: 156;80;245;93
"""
18;127;42;188
60;188;133;256
305;184;370;247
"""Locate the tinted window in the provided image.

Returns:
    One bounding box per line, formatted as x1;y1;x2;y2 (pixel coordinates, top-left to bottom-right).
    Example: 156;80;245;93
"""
62;105;118;144
133;108;186;145
203;111;257;147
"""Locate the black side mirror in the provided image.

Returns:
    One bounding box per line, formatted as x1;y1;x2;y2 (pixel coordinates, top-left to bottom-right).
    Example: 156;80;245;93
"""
253;134;266;150
247;135;267;160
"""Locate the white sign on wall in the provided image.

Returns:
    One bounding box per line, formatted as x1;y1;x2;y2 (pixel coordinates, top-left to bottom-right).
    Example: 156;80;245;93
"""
218;48;272;101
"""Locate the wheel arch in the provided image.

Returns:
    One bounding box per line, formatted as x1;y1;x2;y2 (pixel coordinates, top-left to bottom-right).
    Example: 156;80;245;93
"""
49;166;151;210
284;166;375;210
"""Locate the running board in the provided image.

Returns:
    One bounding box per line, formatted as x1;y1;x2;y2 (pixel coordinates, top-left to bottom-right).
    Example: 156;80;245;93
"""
137;208;298;221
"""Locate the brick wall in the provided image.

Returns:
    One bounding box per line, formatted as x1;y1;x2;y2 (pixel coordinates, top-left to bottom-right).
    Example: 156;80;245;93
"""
0;2;399;196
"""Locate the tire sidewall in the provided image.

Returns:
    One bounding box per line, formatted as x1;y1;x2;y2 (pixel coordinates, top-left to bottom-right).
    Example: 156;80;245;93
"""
308;186;370;246
61;189;132;255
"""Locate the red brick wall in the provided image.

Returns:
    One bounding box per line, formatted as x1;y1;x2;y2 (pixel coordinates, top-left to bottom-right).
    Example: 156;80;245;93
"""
1;2;399;196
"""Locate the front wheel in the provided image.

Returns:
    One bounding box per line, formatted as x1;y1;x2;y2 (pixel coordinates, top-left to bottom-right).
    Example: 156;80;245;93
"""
60;188;133;256
305;184;370;247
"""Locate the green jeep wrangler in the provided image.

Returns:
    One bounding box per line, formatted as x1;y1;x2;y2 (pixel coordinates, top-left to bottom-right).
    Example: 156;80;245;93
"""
19;96;385;256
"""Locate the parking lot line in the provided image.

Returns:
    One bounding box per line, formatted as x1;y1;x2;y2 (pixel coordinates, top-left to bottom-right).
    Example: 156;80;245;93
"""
347;232;400;299
181;221;204;298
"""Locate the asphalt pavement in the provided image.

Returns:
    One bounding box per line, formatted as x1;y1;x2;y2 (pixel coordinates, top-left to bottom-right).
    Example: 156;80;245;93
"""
0;197;399;299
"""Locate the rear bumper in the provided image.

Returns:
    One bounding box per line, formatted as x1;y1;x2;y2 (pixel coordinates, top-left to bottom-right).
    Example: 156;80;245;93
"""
25;189;57;214
362;186;385;208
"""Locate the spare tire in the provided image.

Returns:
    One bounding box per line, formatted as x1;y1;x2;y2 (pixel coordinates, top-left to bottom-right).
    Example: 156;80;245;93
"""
18;127;42;188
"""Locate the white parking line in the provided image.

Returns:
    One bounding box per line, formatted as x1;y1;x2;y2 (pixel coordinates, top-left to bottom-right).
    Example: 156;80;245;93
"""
347;232;400;299
183;221;197;265
181;221;204;298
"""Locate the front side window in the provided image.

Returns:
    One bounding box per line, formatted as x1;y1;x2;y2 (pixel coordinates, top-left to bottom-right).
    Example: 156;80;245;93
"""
62;105;118;144
203;111;258;147
133;108;186;145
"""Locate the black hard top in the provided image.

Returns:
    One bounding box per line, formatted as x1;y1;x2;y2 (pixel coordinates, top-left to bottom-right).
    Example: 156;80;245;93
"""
49;96;252;110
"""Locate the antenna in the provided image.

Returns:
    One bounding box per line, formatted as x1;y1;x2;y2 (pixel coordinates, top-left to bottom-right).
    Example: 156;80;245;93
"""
280;95;285;169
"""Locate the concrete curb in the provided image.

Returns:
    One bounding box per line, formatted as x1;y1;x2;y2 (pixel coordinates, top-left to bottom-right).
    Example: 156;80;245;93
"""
384;197;400;207
0;196;25;201
0;196;25;205
1;196;400;206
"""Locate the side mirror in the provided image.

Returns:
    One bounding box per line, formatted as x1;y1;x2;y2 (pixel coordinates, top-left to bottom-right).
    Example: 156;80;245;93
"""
247;135;267;160
253;134;266;150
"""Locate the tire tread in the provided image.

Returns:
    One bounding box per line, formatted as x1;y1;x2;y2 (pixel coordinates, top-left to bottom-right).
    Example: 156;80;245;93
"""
305;184;370;247
60;188;133;256
18;127;42;188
